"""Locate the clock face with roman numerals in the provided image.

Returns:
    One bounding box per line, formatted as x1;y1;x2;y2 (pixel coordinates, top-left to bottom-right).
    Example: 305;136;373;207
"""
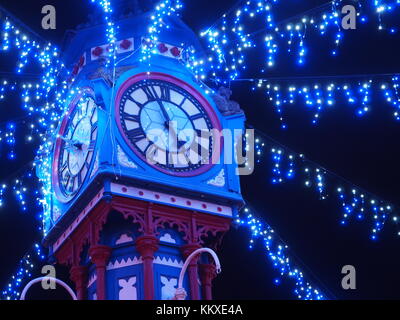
53;94;98;202
116;74;221;176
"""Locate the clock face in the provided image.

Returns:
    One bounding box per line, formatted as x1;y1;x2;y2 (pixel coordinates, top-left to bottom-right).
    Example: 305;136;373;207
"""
53;93;98;202
116;73;221;176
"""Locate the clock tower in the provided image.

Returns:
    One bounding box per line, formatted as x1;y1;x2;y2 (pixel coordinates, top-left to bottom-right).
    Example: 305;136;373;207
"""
43;1;245;300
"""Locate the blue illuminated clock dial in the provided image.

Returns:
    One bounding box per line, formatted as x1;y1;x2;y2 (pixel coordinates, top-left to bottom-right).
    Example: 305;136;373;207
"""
118;79;214;174
56;97;98;200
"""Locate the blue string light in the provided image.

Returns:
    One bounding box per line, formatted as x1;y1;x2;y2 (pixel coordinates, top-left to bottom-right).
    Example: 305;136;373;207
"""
1;243;46;300
187;0;400;82
249;76;400;124
141;0;183;63
236;207;327;300
90;0;117;65
254;135;399;240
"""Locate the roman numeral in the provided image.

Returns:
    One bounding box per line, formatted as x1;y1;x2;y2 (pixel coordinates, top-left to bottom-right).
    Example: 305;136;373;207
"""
68;176;76;192
63;172;71;188
60;161;68;173
128;128;146;142
89;103;96;118
178;97;187;108
160;86;170;101
91;122;98;133
142;86;158;101
194;129;206;137
127;96;144;108
190;113;204;121
88;140;96;151
123;113;139;122
77;173;82;186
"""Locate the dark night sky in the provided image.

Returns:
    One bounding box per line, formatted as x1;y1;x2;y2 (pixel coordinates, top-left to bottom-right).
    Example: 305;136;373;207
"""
0;0;400;300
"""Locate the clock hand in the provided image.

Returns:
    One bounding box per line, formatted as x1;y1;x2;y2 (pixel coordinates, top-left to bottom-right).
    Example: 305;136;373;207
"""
156;100;171;124
61;137;86;152
167;123;187;150
155;100;186;148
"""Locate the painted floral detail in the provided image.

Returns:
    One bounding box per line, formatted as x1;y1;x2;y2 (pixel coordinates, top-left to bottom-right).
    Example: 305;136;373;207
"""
207;169;225;187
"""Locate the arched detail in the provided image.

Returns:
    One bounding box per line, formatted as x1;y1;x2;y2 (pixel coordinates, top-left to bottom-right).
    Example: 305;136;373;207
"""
196;222;230;246
99;210;141;246
55;239;74;266
153;217;190;242
111;200;147;234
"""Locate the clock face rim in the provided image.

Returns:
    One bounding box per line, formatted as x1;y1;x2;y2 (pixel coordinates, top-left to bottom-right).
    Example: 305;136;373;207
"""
115;72;222;177
52;87;98;203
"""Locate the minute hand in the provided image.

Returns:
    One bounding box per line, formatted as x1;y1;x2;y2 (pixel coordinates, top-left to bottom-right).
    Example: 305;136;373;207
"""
157;100;171;123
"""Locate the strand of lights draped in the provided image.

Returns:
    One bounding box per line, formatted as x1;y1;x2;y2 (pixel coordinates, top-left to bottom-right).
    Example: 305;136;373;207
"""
141;0;183;62
0;0;119;234
2;18;65;107
190;0;274;82
242;75;400;128
35;0;121;231
0;79;17;100
0;12;77;237
0;2;117;296
91;0;117;64
1;243;46;300
0;0;116;297
253;134;398;240
188;0;400;82
236;207;326;300
0;17;67;154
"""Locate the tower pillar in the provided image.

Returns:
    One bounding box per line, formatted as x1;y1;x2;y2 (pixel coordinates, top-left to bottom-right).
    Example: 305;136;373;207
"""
181;243;202;300
89;245;112;300
70;265;88;300
199;263;216;300
135;235;159;300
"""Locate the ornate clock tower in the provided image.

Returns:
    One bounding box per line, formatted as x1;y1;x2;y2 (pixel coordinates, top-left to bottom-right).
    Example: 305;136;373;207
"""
43;1;245;300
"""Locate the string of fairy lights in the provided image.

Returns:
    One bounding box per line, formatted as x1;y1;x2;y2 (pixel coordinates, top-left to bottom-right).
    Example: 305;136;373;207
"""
0;1;82;300
252;128;399;241
236;207;327;300
186;0;400;83
1;243;45;300
0;0;399;300
141;0;183;63
240;74;400;127
0;0;112;300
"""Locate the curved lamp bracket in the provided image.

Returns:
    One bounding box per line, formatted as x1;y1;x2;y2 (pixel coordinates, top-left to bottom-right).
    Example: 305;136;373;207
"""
20;277;78;300
174;248;221;300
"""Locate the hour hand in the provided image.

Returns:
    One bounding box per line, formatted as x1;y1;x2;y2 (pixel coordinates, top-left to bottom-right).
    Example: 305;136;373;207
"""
61;138;84;152
167;123;187;149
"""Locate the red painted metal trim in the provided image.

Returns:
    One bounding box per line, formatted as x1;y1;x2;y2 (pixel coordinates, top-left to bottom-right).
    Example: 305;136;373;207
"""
54;196;231;300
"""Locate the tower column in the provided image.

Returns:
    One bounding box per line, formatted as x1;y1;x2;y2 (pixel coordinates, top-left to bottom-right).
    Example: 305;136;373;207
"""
136;235;159;300
199;263;216;300
89;245;112;300
181;243;202;300
70;265;88;300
